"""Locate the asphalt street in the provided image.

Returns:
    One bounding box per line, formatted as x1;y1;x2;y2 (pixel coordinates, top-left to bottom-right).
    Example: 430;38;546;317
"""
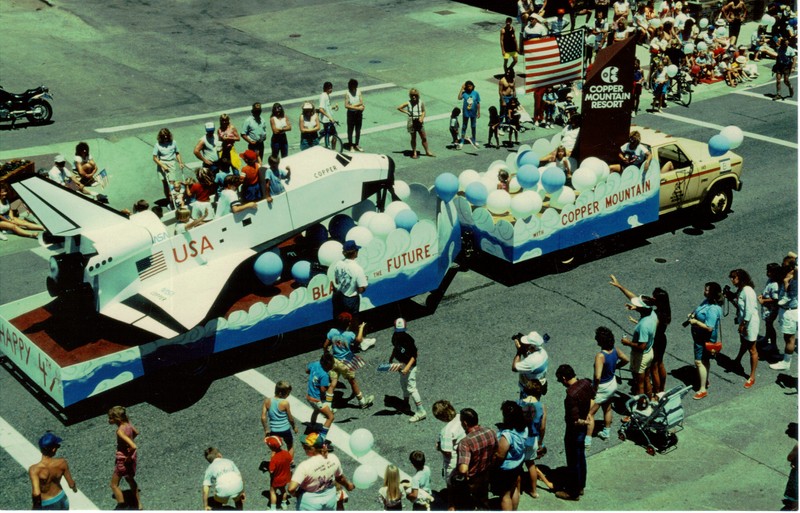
0;0;798;511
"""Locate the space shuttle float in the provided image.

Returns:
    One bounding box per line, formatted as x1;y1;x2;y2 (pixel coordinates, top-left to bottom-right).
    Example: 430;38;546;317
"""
1;147;462;408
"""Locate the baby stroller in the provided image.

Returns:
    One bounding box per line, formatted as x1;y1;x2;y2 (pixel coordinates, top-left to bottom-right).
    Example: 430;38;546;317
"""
554;83;579;126
498;98;536;147
618;385;693;455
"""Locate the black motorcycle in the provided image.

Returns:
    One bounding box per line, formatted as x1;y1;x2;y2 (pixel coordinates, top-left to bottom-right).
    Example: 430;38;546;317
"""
0;85;53;127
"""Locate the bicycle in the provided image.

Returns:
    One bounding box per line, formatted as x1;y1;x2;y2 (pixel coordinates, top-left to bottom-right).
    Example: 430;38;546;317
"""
667;66;693;107
318;120;343;153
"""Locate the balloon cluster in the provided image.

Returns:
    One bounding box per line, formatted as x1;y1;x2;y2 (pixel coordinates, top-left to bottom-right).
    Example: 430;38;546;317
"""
350;428;378;489
707;125;743;157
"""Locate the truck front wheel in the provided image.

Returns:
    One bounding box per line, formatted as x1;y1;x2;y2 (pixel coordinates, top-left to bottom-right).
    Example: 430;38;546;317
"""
702;184;733;222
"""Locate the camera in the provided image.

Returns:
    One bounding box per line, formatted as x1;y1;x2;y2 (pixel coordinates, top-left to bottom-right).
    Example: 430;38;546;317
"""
681;313;695;328
512;333;524;342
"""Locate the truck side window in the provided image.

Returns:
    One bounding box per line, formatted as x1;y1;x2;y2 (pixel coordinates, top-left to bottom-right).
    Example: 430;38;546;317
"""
657;144;690;173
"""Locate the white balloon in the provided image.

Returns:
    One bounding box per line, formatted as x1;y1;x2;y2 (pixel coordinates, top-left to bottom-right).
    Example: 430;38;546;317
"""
358;211;377;227
549;186;576;209
531;138;552;158
367;212;396;238
318;240;344;267
393;180;411;200
517;144;532;154
698;17;709;28
510;190;543;219
720;125;744;149
571;167;598;192
349;428;375;457
459;169;481;191
581;156;610;181
345;226;373;248
481;171;500;191
508;176;522;193
352;465;378;489
384;201;411;219
666;64;679;77
486;189;512;215
505;152;520;171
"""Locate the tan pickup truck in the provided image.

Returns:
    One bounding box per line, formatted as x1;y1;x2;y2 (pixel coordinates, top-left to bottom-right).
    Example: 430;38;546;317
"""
639;127;744;221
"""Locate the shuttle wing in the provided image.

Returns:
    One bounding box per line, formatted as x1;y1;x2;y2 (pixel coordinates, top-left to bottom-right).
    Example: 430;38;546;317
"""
10;176;128;236
100;250;255;339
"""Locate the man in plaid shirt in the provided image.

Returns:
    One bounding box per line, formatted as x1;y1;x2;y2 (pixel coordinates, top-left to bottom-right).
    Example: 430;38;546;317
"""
555;364;593;501
456;408;497;509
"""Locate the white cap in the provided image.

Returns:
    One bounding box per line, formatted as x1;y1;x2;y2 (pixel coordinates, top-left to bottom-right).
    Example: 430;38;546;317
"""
520;331;545;347
630;295;650;308
394;318;407;332
715;18;726;26
205;122;214;131
54;154;66;163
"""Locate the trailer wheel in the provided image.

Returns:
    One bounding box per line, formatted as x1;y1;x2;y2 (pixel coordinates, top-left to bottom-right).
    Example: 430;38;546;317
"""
701;184;733;222
646;445;656;456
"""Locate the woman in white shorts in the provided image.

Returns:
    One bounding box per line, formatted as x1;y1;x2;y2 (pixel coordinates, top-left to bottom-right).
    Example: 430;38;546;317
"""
586;326;629;443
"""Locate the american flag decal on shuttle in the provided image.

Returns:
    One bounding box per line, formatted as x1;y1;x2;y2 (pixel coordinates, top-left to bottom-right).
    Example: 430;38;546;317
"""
136;252;167;281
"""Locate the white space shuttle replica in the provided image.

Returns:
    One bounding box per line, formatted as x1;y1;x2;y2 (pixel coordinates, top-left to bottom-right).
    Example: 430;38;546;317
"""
12;147;394;339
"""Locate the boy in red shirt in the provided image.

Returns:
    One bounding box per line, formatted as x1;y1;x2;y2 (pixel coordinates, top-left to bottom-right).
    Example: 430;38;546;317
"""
266;435;292;510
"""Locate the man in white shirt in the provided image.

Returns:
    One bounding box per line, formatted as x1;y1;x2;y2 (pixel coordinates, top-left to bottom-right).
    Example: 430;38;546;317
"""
432;400;466;508
512;330;550;396
318;81;339;149
215;174;257;218
331;240;368;319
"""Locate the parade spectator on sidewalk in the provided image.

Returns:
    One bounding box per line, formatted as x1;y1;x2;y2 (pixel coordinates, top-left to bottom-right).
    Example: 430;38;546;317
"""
760;263;783;348
404;450;433;510
555;364;592;501
620;295;658;397
512;330;550;398
47;154;95;198
288;433;355;511
458;81;481;148
771;254;798;371
194;122;221;169
456;408;498;509
0;184;44;239
396;88;435;159
345;79;365;152
242;102;268;162
29;432;77;510
773;37;796;101
501;18;519;73
586;326;629;443
202;447;245;510
518;380;554;498
299;102;321;151
265;436;292;511
269;103;292;158
687;282;724;400
74;141;98;186
726;269;760;388
432;400;465;506
108;406;141;510
720;0;746;46
390;318;426;422
492;401;527;511
153;128;187;208
318;82;339;149
783;422;798;510
217;114;241;169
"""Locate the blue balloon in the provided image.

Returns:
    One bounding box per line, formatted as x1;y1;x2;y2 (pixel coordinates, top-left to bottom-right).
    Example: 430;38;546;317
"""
541;166;567;194
434;173;459;202
291;260;312;285
328;214;356;243
395;208;419;231
305;223;328;244
465;182;489;206
254;252;283;285
516;164;540;189
516;150;541;168
708;134;731;157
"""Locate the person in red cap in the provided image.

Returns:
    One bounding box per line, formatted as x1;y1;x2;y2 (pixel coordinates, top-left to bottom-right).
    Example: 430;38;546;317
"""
390;317;427;422
239;149;271;203
29;432;77;510
265;436;292;511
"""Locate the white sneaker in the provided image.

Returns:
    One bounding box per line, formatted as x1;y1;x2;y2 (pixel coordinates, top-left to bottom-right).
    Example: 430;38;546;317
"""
360;338;376;351
359;394;375;409
409;412;427;423
0;232;7;241
770;359;791;370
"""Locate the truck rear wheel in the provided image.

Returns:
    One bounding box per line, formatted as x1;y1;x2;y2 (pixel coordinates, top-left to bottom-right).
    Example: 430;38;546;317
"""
701;184;733;222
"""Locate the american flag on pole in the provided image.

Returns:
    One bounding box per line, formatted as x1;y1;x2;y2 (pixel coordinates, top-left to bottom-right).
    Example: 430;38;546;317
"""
524;29;585;93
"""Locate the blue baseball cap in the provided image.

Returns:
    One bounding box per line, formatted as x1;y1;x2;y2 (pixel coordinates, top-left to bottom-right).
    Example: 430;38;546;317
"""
38;432;62;450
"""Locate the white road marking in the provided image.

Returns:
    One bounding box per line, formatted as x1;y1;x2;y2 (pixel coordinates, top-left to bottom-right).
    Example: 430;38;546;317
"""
654;111;799;149
0;416;99;510
94;82;398;134
235;369;412;481
733;89;799;105
361;112;452;134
